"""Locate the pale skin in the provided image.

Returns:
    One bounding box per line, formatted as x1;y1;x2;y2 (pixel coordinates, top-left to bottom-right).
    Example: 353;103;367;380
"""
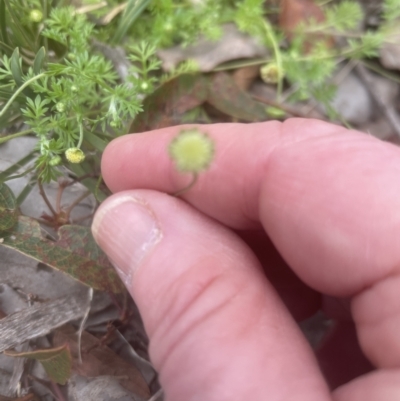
92;118;400;401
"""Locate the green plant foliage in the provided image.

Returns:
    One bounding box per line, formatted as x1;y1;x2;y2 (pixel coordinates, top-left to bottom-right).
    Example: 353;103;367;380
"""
0;0;398;298
382;0;400;22
325;1;363;32
1;0;396;185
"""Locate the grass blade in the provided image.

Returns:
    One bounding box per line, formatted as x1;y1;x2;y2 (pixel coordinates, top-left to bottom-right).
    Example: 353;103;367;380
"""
111;0;152;44
15;172;37;206
10;47;23;87
33;47;46;74
0;0;9;45
0;150;36;183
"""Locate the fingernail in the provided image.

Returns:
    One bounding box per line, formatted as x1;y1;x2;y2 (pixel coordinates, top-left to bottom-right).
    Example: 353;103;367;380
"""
92;195;163;286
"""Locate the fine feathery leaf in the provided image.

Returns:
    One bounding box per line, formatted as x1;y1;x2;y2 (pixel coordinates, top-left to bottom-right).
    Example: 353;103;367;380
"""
325;0;363;32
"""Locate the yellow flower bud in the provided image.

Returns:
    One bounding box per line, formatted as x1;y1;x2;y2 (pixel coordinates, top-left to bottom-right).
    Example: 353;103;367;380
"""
260;63;283;84
56;102;65;113
29;9;43;23
65;148;85;164
168;128;214;173
49;155;62;166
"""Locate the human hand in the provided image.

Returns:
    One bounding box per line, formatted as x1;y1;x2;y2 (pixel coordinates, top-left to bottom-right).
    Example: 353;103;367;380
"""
92;119;400;401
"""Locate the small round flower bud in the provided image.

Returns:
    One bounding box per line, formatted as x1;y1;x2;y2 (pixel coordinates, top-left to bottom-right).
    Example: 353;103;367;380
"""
110;120;118;128
29;9;43;23
265;106;286;118
260;63;283;84
56;102;65;112
163;20;173;32
49;155;62;166
140;82;149;91
169;128;214;173
71;85;78;93
65;148;85;164
67;53;76;60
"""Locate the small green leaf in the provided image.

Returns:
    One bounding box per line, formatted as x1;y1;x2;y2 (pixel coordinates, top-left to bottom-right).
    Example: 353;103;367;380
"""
33;47;46;74
0;216;124;293
83;131;108;152
5;344;72;385
0;183;18;230
10;47;23;87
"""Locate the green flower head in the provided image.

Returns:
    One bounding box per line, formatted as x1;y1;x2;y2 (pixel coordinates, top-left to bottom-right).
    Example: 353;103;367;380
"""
49;155;62;166
65;148;85;164
260;62;283;84
29;9;43;23
169;128;214;173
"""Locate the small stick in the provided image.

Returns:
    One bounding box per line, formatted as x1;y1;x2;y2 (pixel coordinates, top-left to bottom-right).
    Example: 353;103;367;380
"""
65;190;91;221
38;181;57;217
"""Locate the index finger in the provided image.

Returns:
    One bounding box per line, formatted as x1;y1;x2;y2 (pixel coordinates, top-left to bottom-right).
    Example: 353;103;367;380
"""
102;118;400;373
103;119;341;228
102;118;400;295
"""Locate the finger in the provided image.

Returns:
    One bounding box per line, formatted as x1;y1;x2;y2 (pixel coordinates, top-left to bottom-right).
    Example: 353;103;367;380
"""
102;118;400;293
92;190;331;401
102;119;340;229
333;369;400;401
316;322;373;389
101;118;400;371
237;230;321;321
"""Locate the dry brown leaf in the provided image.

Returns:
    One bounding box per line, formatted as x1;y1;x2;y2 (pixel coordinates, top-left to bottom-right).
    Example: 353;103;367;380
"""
279;0;333;50
232;66;260;91
157;24;267;72
53;325;150;399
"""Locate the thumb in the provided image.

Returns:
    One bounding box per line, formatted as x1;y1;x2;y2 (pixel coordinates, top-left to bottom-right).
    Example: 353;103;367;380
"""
92;190;331;401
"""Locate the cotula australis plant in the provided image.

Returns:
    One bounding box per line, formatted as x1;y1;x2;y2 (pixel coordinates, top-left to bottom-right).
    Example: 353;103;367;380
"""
1;0;399;189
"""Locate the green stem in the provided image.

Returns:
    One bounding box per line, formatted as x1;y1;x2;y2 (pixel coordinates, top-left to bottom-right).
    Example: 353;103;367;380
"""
173;173;198;197
0;128;33;144
77;122;84;148
264;22;283;101
0;73;45;119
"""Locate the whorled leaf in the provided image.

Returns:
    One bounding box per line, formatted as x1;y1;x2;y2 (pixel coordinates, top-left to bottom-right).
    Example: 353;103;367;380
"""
5;344;72;385
0;216;124;293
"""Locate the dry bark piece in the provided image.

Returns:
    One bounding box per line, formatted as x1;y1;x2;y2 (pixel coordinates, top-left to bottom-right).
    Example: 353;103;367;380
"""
0;292;89;353
232;65;260;91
